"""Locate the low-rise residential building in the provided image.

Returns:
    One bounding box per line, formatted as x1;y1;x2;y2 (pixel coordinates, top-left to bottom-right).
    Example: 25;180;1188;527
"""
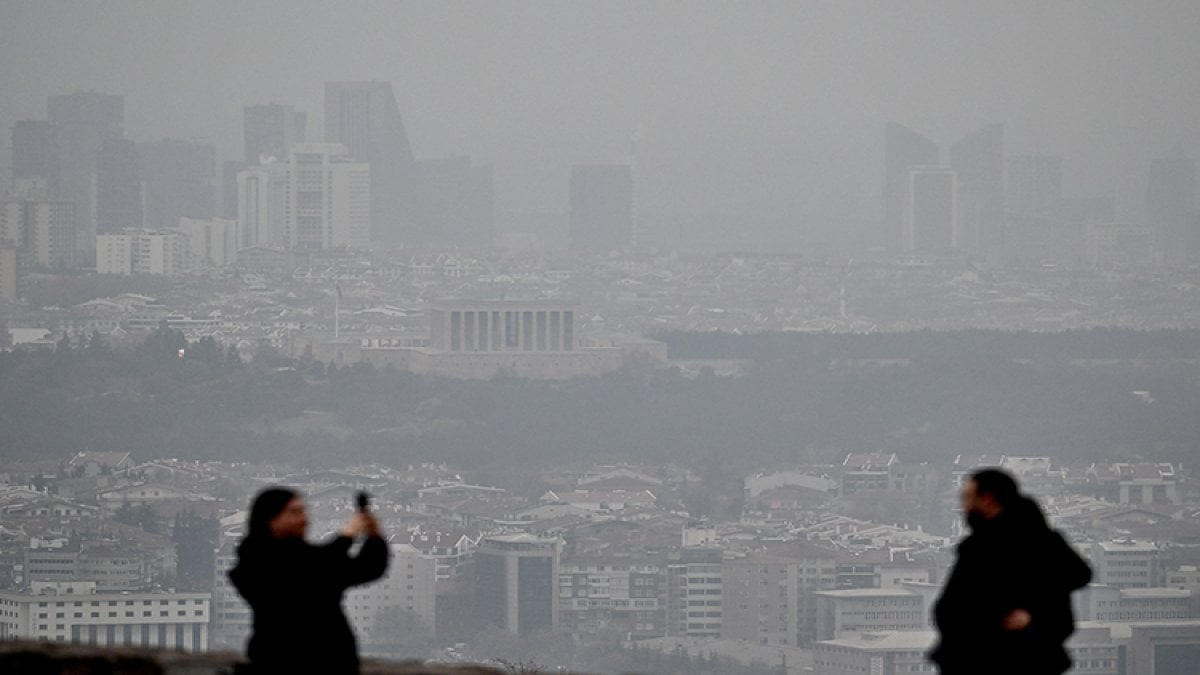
813;630;937;675
0;583;210;650
814;588;929;641
1091;539;1161;588
558;556;664;639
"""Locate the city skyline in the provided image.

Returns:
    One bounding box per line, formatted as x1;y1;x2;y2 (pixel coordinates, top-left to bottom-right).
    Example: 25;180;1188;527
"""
1;2;1198;251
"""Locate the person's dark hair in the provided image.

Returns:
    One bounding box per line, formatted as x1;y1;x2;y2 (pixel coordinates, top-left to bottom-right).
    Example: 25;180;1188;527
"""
245;486;298;540
969;468;1021;509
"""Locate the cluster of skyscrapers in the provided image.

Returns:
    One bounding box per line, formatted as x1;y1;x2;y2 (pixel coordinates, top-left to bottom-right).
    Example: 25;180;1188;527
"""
4;87;1196;278
1;83;639;285
883;122;1199;266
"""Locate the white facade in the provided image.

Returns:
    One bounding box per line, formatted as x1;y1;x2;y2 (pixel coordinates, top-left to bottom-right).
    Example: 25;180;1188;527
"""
1092;540;1160;589
96;229;183;276
814;588;929;641
236;161;287;249
0;198;76;269
0;586;210;651
345;544;437;643
0;245;16;302
177;217;237;268
814;631;937;675
285;143;371;250
96;233;133;275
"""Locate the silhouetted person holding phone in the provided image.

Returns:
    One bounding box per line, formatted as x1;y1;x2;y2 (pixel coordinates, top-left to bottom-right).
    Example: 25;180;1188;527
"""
930;468;1091;675
229;487;388;674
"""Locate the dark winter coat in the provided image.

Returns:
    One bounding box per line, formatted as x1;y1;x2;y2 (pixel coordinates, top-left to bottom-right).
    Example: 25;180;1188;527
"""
930;498;1092;675
228;534;389;675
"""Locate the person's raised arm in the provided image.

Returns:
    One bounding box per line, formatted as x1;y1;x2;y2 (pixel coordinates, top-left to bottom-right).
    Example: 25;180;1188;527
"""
327;511;389;588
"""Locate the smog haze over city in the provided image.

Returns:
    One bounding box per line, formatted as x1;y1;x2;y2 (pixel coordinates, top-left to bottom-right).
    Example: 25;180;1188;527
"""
1;3;1200;674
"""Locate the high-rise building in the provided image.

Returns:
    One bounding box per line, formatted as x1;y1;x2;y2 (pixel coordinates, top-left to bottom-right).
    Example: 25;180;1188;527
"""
475;534;559;635
0;245;17;302
243;103;306;164
346;544;437;645
883;123;1003;256
138;139;216;228
95;138;142;234
176;217;237;268
221;159;246;220
0;197;76;269
236;161;287;249
284;143;371;249
1147;154;1197;265
883;123;940;252
569;164;633;252
48;91;124;252
324;81;416;244
96;229;183;275
720;548;838;647
11;120;58;189
949;123;1004;255
903;166;957;251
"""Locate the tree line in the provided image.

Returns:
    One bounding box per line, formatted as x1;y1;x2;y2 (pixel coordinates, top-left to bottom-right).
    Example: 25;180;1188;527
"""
3;326;1198;474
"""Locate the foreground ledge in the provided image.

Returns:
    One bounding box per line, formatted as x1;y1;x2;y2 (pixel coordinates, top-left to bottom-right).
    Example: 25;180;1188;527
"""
0;640;508;675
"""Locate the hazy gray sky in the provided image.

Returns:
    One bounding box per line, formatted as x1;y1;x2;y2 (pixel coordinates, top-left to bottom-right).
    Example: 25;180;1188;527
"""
2;1;1198;247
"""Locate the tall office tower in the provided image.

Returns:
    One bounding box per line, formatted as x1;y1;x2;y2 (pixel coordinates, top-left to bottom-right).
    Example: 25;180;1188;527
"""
475;534;559;635
1147;154;1198;265
408;156;494;248
138;139;216;228
95;138;142;234
285;143;371;249
883;123;940;252
236;161;287;249
949;123;1004;255
903;166;958;251
324;81;416;244
0;197;77;269
221;159;246;219
569;164;633;252
11;120;59;189
0;245;17;302
48;91;124;252
243;103;306;164
176;217;237;268
1007;155;1063;218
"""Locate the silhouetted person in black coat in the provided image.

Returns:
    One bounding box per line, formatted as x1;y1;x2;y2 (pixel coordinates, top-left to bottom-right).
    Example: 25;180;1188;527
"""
229;487;389;675
930;469;1091;675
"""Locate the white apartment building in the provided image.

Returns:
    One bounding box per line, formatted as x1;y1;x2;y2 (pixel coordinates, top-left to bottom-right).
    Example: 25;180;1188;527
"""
814;631;937;675
814;588;929;641
345;544;437;644
236;144;370;250
176;217;237;268
285;143;371;250
96;229;183;276
1091;540;1160;589
1076;586;1193;622
0;197;76;269
0;582;210;651
0;245;16;302
236;161;287;249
